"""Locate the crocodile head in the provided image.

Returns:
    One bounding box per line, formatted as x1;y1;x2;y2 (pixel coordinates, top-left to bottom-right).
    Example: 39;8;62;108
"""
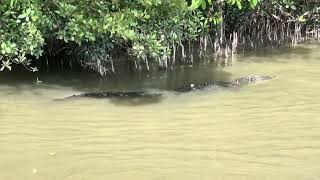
232;75;274;85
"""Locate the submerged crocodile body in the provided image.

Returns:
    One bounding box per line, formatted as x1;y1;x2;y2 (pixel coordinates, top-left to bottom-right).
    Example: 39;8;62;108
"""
62;91;162;100
60;75;274;101
57;91;163;105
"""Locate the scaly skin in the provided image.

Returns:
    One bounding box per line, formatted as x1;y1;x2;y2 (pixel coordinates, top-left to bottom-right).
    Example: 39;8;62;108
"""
231;75;274;85
174;75;274;92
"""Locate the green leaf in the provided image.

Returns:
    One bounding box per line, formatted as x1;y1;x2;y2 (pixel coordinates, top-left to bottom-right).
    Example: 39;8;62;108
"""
252;0;258;6
298;15;306;22
201;0;207;10
236;0;242;9
10;0;14;7
18;14;26;19
1;42;6;49
190;0;202;10
248;0;258;8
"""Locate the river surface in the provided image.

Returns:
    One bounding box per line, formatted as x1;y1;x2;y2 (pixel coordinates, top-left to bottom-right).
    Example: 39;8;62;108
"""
1;44;320;180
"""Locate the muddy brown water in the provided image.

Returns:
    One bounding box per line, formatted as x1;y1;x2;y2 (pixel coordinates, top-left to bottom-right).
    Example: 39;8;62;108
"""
0;44;320;180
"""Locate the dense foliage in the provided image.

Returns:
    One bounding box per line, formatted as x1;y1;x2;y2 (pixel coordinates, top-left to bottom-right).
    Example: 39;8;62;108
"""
0;0;319;74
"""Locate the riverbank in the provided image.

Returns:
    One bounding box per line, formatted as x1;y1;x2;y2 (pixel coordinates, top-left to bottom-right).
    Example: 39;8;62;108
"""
1;1;319;75
1;43;320;180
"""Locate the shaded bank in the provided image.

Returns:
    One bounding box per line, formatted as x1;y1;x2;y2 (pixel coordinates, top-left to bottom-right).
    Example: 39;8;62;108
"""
0;0;319;75
1;44;320;180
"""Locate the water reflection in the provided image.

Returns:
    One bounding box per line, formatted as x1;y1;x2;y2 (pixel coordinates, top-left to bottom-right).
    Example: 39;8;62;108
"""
0;59;233;102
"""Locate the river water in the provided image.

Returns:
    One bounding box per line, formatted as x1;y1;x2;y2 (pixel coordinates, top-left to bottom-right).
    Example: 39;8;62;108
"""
0;44;320;180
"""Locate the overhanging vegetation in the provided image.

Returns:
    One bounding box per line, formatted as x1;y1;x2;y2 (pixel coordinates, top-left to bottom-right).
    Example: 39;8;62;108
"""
0;0;319;75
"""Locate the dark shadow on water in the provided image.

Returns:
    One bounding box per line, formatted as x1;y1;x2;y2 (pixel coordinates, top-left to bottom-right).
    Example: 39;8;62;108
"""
54;93;164;106
2;43;309;104
0;61;234;103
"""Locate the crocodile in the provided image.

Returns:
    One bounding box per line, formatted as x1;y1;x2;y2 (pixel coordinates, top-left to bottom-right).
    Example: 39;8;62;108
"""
174;75;274;92
59;75;274;101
